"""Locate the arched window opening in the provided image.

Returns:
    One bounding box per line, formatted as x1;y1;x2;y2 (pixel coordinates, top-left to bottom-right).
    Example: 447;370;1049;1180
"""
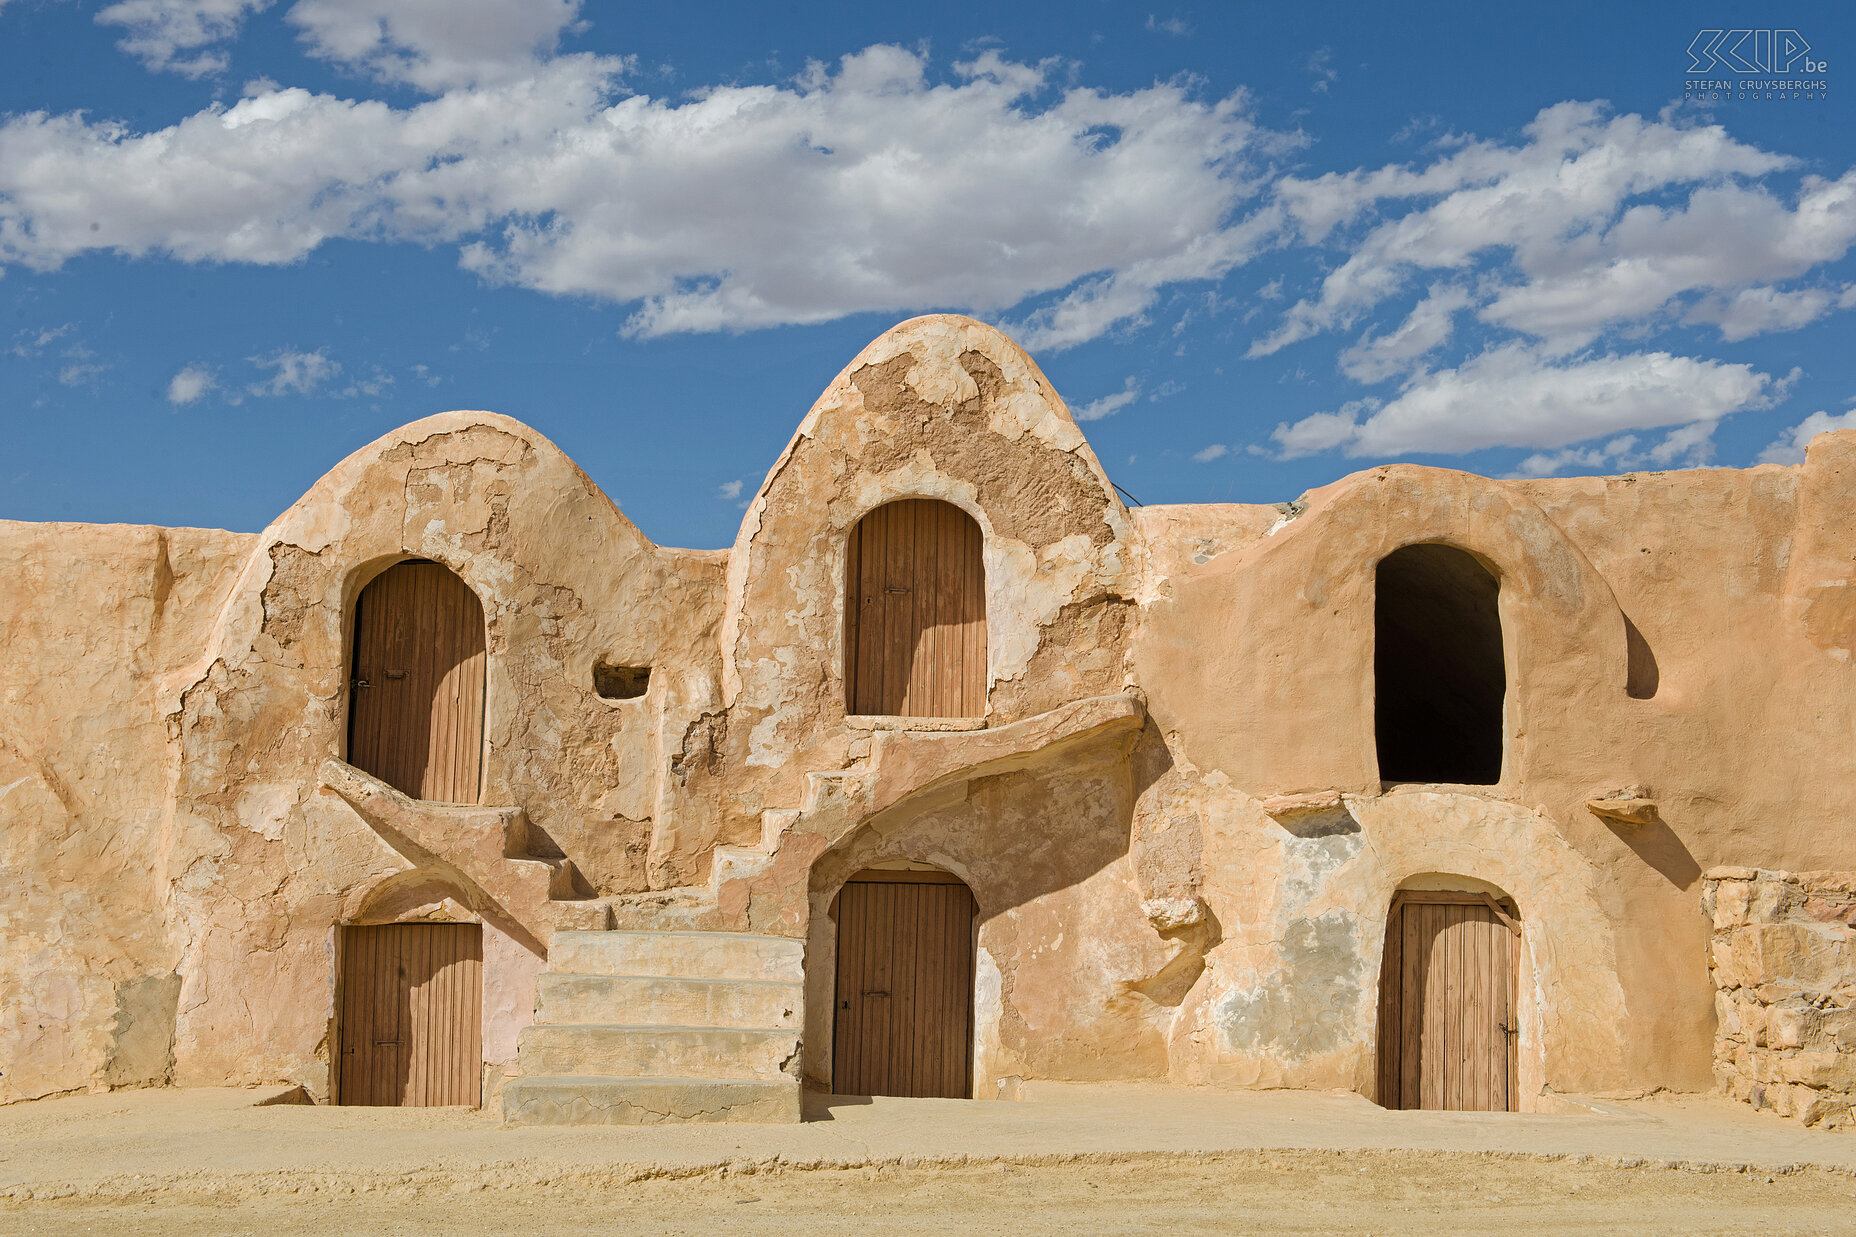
347;559;487;804
844;499;986;718
832;867;976;1098
1374;544;1504;785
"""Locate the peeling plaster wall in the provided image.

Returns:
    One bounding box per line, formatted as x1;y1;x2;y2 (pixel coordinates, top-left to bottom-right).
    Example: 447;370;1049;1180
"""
803;734;1177;1096
1;520;252;1103
4;316;1856;1109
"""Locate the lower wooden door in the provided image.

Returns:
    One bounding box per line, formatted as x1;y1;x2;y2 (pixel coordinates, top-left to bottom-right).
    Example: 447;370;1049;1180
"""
1376;892;1518;1111
338;923;483;1107
833;872;976;1098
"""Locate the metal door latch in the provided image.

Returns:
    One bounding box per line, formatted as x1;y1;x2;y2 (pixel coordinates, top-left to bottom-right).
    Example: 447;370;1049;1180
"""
350;678;371;689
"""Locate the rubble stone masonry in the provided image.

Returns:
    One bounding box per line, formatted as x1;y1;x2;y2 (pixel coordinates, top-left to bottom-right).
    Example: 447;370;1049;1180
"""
1706;867;1856;1127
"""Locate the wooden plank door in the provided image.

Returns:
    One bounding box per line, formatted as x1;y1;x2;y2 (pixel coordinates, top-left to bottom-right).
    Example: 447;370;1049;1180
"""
348;560;486;803
1376;893;1516;1111
833;872;976;1098
844;499;986;718
338;923;483;1107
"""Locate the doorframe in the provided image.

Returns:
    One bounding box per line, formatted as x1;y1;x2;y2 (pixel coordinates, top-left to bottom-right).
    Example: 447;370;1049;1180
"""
1376;888;1522;1112
827;867;980;1099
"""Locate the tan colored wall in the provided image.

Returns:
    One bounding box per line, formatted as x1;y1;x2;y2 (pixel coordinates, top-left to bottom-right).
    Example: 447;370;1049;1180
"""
5;314;1855;1109
0;521;252;1102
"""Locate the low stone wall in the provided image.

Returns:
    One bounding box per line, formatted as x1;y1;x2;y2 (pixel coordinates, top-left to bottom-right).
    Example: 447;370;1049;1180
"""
1705;867;1856;1128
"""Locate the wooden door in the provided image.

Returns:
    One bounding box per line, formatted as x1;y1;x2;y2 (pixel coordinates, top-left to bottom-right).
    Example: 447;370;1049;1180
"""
348;560;486;803
337;923;483;1107
833;871;976;1098
1376;892;1518;1111
844;499;986;718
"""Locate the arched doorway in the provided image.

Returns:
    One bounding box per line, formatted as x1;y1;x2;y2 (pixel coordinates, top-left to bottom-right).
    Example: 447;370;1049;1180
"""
1375;887;1520;1111
843;499;986;718
1374;543;1504;784
832;868;976;1098
347;559;486;803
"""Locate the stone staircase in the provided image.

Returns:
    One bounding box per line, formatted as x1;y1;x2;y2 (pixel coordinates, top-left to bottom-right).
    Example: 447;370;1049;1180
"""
500;929;804;1124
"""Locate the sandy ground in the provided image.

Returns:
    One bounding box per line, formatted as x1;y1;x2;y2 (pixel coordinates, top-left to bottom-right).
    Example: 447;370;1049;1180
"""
6;1085;1856;1235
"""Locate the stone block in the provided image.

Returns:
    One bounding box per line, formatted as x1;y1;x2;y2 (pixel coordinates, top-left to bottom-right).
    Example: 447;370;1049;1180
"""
1802;1092;1855;1128
1741;1002;1769;1046
1749;879;1799;923
1714;991;1744;1041
1769;1004;1808;1050
1713;879;1751;931
1824;1009;1856;1050
547;930;804;982
1732;923;1856;993
501;1076;802;1126
515;1024;801;1081
1779;1051;1856;1090
536;973;802;1029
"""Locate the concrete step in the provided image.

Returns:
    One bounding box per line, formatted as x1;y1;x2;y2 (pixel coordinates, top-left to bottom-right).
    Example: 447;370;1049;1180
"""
547;930;803;982
501;1076;800;1126
516;1024;800;1081
537;974;802;1029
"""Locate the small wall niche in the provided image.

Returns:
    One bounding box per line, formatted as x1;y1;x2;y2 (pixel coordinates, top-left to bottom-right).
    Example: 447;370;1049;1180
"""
593;662;650;701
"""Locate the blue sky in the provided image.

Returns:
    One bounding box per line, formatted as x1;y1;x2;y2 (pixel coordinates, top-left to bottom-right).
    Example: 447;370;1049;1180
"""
1;0;1852;548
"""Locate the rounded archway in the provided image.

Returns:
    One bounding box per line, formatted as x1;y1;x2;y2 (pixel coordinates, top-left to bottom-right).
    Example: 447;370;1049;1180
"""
346;559;487;803
831;866;977;1098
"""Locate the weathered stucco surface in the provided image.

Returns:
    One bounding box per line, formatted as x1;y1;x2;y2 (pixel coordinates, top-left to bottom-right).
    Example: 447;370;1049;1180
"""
4;314;1855;1112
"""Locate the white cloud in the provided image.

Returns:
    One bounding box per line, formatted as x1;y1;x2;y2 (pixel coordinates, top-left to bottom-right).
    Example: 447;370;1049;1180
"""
96;0;269;78
57;361;107;387
167;363;216;403
246;347;339;397
0;48;1286;349
287;0;583;92
1192;443;1228;462
1271;344;1776;458
1686;283;1856;342
1074;376;1140;422
717;479;743;500
1337;283;1470;382
1255;102;1801;356
8;323;74;357
1305;47;1337;94
1758;407;1856;465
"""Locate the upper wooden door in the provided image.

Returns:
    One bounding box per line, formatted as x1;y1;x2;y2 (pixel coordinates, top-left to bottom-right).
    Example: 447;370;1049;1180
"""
337;923;483;1107
833;872;976;1099
348;560;486;803
844;499;986;718
1376;892;1518;1111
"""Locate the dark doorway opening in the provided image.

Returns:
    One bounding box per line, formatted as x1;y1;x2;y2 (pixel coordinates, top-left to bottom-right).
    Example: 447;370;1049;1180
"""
1374;544;1505;785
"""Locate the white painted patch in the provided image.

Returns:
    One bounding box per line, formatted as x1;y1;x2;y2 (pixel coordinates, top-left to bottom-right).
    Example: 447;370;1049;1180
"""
234;783;297;842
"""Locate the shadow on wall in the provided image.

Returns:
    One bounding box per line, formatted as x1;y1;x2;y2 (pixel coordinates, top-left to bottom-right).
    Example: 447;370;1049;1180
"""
1606;809;1702;891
